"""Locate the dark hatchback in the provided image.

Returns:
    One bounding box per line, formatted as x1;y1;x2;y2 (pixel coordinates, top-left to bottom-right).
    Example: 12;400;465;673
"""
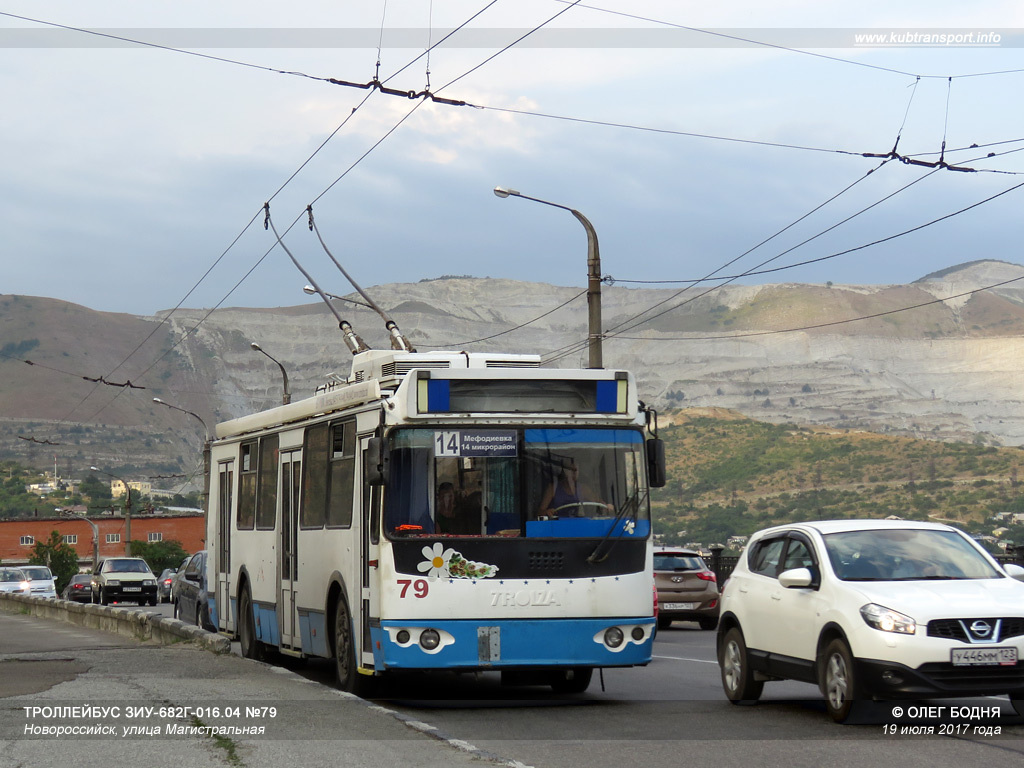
157;568;177;603
62;574;93;602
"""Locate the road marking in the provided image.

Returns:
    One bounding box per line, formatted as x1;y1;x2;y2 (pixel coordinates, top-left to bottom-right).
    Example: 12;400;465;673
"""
653;654;717;665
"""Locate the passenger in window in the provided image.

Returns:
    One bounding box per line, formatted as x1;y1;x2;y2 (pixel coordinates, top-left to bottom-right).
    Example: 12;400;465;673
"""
435;482;478;535
538;460;611;518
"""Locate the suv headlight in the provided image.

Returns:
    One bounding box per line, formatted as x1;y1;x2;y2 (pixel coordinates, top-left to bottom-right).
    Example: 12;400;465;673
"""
860;603;916;634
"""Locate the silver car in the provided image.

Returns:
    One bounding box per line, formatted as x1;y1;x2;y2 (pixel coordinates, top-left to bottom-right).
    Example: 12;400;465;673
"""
0;568;30;595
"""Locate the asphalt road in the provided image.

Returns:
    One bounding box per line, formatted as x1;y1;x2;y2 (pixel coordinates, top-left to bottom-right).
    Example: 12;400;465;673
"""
3;607;1023;768
356;623;1024;768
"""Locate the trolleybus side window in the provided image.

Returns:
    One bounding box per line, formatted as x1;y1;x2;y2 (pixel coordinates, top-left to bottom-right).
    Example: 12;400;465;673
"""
237;441;257;530
256;434;279;530
301;423;329;529
327;420;356;528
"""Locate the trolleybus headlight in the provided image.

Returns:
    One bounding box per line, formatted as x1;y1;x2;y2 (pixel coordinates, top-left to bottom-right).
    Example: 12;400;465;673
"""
631;626;645;641
604;627;624;648
395;629;411;645
419;628;441;651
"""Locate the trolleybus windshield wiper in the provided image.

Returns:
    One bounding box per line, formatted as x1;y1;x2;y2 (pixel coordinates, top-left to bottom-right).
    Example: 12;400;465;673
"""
586;487;646;565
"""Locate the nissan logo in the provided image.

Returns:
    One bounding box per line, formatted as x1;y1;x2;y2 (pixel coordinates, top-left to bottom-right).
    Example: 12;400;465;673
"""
969;620;993;638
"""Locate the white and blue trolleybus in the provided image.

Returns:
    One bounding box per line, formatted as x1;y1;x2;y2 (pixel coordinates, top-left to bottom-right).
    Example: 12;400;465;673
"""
205;348;665;694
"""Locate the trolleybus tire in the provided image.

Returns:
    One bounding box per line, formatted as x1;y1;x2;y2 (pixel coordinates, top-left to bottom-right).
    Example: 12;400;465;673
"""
550;667;593;694
333;597;372;696
239;587;263;661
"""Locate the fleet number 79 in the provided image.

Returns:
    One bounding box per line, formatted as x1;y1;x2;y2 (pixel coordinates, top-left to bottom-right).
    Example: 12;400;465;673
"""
397;579;429;598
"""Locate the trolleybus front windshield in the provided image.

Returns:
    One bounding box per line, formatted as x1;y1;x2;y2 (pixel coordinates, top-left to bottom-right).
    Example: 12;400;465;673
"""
384;427;650;538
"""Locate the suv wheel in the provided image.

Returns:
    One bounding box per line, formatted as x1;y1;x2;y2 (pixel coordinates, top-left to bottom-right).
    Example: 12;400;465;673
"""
1011;696;1024;718
822;638;859;723
719;627;763;704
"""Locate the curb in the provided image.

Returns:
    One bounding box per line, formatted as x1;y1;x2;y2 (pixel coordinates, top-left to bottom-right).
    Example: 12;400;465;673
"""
0;592;230;654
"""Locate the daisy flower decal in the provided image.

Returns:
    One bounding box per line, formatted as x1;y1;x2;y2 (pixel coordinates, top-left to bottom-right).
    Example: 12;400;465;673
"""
418;543;455;579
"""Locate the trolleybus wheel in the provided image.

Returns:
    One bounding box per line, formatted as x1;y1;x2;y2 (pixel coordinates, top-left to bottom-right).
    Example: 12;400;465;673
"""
239;587;262;660
550;667;593;694
333;598;371;696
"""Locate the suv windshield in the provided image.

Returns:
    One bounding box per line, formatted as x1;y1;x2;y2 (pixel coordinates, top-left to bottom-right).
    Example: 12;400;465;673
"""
823;528;1001;581
384;427;650;538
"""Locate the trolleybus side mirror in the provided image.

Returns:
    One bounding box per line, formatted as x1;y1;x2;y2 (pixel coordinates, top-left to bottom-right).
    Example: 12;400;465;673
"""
646;437;666;488
365;437;389;486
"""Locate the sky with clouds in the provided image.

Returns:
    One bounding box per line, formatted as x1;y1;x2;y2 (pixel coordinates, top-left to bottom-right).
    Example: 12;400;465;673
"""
2;1;1023;316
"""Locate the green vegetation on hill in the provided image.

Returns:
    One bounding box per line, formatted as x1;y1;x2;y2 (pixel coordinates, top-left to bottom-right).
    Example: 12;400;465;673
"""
652;410;1024;551
0;460;201;518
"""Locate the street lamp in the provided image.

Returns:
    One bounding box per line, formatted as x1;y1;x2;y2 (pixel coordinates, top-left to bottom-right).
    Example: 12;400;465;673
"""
493;186;603;369
59;509;99;571
153;397;212;516
250;343;291;405
152;398;211;440
90;466;132;556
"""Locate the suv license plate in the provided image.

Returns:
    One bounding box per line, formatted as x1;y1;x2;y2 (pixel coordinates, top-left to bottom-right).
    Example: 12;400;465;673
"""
123;587;142;592
951;647;1017;666
663;602;697;610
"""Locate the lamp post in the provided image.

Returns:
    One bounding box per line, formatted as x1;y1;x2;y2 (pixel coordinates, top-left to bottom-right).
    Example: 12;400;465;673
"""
90;466;132;556
153;398;212;517
60;509;99;571
493;187;603;369
152;398;210;440
250;343;291;405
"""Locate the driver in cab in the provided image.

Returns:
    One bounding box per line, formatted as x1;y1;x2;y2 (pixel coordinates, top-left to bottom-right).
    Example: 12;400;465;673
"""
538;460;612;518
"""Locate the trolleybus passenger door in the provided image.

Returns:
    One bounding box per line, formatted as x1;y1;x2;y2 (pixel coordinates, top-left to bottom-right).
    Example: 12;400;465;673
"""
360;435;380;668
279;450;301;648
215;460;234;632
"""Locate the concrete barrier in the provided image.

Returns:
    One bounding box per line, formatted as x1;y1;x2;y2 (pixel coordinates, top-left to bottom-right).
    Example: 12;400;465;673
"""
0;592;230;654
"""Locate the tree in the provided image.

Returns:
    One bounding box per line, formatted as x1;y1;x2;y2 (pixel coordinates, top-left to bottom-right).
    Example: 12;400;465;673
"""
128;539;190;574
29;530;81;594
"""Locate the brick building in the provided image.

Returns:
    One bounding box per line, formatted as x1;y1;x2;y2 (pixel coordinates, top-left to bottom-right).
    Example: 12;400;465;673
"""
0;513;205;568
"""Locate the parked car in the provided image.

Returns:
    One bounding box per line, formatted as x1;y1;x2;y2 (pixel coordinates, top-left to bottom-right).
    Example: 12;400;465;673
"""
20;565;57;599
173;550;213;631
654;547;719;630
169;555;191;604
0;567;30;595
717;519;1024;723
157;568;177;603
62;573;93;602
91;557;159;606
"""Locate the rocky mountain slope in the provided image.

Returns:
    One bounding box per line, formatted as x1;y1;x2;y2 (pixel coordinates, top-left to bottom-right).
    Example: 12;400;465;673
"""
3;259;1024;481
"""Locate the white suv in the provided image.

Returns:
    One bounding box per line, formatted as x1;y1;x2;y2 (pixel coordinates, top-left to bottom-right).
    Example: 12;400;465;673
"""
20;565;57;599
717;519;1024;722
